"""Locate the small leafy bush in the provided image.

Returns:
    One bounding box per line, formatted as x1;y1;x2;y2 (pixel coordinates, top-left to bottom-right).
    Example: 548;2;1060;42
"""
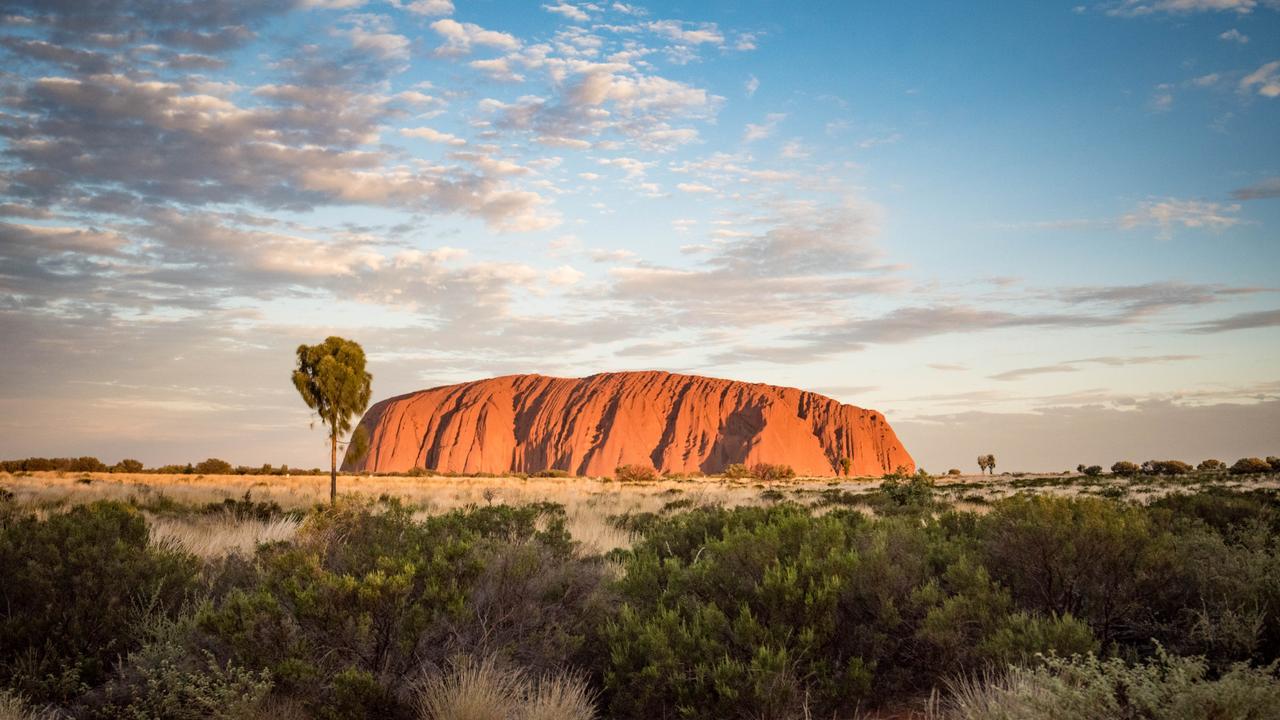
1232;457;1272;475
0;502;198;704
749;463;796;481
720;463;751;479
1110;461;1140;476
614;464;658;483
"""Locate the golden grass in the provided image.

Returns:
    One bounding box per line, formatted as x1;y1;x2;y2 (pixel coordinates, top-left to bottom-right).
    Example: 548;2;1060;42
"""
148;512;302;558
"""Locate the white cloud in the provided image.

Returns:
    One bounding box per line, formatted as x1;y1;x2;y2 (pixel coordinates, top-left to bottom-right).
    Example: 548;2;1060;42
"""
396;0;454;15
543;2;590;21
1106;0;1260;16
344;27;410;61
1240;60;1280;97
743;112;785;142
1219;27;1249;42
1118;198;1243;239
470;57;525;82
547;264;585;285
676;182;714;194
647;20;724;45
1149;83;1174;111
430;19;520;56
744;74;759;97
399;126;466;145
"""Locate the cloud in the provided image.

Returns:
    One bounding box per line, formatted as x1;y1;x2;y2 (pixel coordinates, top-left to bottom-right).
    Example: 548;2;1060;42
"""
744;74;759;97
392;0;454;14
1118;197;1242;238
400;126;466;145
676;182;715;194
647;20;724;45
743;112;785;142
546;264;585;285
1105;0;1263;16
1219;27;1249;42
1231;177;1280;199
1186;308;1280;333
1240;60;1280;97
990;354;1197;381
543;2;589;22
429;18;520;56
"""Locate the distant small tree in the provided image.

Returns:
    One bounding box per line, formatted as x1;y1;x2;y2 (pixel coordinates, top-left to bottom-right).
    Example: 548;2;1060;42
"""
1231;457;1272;475
112;458;144;473
1268;456;1280;472
194;457;233;475
292;336;373;504
947;468;962;476
977;454;996;475
1111;461;1139;476
1196;459;1225;472
1082;465;1103;477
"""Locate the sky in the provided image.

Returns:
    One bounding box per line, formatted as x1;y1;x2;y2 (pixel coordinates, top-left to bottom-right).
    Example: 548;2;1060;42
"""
0;0;1278;473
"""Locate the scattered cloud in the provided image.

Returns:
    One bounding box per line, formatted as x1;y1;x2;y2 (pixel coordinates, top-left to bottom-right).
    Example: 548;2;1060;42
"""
1240;60;1280;97
1118;198;1242;238
1105;0;1264;17
743;112;785;142
1231;176;1280;199
990;354;1197;381
1219;27;1249;42
430;18;520;56
1186;308;1280;333
745;74;759;97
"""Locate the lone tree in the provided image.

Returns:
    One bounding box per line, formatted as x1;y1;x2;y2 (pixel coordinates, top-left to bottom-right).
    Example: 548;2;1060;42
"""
292;336;372;504
977;454;996;475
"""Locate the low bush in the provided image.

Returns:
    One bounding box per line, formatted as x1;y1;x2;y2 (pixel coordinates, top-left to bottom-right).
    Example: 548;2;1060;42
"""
1196;458;1226;472
414;656;596;720
1232;457;1273;475
0;502;198;704
934;650;1280;720
1143;460;1192;476
613;464;658;483
749;463;796;481
1110;461;1140;476
720;463;751;479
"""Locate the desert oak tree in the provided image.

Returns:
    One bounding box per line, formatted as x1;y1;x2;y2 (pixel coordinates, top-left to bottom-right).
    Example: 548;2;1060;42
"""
292;337;372;503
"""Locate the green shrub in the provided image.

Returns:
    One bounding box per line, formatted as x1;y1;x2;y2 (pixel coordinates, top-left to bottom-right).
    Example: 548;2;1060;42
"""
947;468;962;476
720;463;751;479
112;458;145;473
194;458;235;475
0;502;198;703
935;650;1280;720
1143;460;1192;476
1081;465;1102;477
194;499;603;718
1196;459;1226;472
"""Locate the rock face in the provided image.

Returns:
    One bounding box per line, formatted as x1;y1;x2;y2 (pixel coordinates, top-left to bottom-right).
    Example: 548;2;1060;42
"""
342;371;914;477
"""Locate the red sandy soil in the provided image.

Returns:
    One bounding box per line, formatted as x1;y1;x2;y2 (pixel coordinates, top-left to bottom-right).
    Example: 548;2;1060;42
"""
343;370;914;477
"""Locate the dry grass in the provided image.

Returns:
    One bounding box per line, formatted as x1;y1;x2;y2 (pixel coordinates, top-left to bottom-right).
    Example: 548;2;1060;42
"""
148;512;302;558
0;691;49;720
414;656;596;720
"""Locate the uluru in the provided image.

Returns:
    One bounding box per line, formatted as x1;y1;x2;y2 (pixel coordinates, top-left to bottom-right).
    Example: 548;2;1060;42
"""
342;371;913;477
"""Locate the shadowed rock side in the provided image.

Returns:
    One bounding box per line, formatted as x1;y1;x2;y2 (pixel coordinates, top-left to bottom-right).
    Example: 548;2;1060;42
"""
342;371;914;477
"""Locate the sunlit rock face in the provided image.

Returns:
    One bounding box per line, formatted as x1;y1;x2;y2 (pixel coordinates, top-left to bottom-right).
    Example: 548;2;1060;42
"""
343;371;914;477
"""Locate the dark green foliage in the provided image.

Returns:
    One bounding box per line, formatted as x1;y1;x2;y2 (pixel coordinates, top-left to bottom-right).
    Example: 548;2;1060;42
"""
112;459;144;473
191;499;607;719
0;502;198;703
293;336;373;503
0;456;107;473
201;491;300;521
193;458;234;475
603;504;1091;719
1081;465;1103;476
720;462;751;479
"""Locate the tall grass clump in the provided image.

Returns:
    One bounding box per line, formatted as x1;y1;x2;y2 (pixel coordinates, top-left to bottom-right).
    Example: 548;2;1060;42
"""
415;656;595;720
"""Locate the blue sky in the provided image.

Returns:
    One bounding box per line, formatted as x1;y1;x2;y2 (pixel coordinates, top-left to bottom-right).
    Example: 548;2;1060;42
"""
1;0;1277;472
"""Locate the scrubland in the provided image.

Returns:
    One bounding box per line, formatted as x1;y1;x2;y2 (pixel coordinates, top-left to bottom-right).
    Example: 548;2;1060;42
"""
2;467;1279;719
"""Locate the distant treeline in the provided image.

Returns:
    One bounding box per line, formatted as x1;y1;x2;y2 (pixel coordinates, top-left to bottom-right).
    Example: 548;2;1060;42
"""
0;457;324;475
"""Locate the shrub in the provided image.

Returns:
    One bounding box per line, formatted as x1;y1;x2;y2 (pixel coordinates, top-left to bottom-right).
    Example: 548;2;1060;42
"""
978;495;1157;646
720;463;751;479
533;468;571;478
194;500;602;718
1196;459;1226;472
749;463;796;481
0;502;198;703
112;458;145;473
933;650;1280;720
1110;461;1139;476
1270;456;1280;472
1081;465;1102;477
1232;457;1272;475
195;458;235;475
614;464;658;483
0;690;50;720
947;468;962;476
1143;460;1192;476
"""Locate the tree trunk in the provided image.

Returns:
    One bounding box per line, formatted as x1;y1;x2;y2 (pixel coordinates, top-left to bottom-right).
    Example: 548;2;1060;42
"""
330;431;338;505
